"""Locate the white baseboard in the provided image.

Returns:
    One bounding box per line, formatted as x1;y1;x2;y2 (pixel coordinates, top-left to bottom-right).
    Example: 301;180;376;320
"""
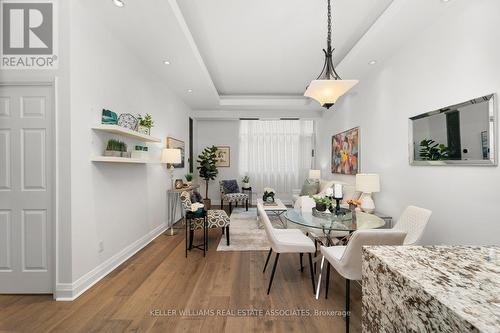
55;223;167;301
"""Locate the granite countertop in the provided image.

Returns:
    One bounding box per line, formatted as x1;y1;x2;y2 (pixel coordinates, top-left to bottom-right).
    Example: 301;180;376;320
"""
364;246;500;333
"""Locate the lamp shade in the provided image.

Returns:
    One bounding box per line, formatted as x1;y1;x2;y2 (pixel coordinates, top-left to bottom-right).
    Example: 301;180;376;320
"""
304;79;358;108
309;169;321;180
356;173;380;193
161;148;181;164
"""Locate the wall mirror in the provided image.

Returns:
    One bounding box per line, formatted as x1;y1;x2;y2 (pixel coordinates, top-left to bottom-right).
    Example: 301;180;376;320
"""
409;94;497;166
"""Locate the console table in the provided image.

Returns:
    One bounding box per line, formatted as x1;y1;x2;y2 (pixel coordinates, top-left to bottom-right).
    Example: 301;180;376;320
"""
166;184;200;236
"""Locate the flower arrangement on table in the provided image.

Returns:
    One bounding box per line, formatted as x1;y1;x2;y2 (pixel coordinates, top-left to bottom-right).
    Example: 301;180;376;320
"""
242;175;250;189
347;199;361;211
263;187;275;203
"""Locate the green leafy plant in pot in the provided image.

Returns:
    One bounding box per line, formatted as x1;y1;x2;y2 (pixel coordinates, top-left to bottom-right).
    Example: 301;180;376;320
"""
105;139;125;157
137;114;154;135
197;146;219;209
184;173;193;186
311;196;332;212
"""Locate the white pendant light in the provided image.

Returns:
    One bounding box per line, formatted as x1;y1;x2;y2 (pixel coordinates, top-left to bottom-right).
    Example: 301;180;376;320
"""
304;0;358;109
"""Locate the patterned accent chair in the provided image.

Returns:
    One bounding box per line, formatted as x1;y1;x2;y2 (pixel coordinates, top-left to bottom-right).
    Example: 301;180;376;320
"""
180;191;231;252
220;180;249;214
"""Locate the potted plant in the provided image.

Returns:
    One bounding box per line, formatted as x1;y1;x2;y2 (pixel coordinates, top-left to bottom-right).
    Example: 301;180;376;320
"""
311;196;331;212
104;139;123;157
119;142;130;158
137;114;154;135
263;187;275;203
242;175;250;189
185;173;193;186
197;146;219;209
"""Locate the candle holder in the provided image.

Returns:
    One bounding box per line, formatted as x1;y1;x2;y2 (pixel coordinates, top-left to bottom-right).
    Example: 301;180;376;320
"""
334;197;343;215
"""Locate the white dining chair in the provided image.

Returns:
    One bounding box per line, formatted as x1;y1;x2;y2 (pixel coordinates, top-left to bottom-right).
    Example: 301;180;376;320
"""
318;229;406;333
258;204;317;295
393;205;432;245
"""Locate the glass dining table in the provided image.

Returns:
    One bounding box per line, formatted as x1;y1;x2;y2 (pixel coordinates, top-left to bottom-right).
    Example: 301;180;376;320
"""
285;208;387;299
284;208;386;245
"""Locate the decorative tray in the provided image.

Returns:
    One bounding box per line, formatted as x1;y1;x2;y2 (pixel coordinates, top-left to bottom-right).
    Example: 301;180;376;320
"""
312;207;351;220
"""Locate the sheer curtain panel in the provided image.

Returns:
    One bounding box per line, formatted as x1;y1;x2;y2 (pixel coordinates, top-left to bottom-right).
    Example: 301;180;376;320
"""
239;120;314;203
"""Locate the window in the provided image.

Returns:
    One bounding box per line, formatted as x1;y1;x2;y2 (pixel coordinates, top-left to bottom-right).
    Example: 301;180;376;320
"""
239;120;315;202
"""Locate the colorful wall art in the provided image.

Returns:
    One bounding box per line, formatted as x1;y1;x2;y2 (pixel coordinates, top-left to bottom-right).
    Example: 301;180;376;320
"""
332;127;360;174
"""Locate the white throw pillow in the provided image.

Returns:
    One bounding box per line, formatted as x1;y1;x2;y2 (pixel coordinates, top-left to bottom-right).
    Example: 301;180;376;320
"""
318;180;335;195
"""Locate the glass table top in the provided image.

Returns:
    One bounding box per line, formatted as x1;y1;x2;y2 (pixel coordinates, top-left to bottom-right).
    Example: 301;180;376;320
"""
284;208;386;232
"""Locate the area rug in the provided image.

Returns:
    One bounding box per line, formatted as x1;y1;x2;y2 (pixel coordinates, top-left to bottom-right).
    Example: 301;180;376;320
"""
216;208;284;252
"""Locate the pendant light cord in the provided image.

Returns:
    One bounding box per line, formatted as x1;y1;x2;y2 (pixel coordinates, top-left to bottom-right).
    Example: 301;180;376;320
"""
327;0;332;51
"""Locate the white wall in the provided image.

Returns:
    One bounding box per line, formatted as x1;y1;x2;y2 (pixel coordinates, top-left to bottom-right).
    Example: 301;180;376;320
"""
317;0;500;245
69;2;191;282
196;120;240;203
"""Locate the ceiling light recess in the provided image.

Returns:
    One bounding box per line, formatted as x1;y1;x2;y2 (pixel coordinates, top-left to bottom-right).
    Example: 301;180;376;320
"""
113;0;124;8
163;60;171;65
304;0;358;109
368;60;377;65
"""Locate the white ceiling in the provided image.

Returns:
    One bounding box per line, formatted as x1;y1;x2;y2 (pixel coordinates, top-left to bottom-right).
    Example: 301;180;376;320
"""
86;0;456;114
178;0;393;96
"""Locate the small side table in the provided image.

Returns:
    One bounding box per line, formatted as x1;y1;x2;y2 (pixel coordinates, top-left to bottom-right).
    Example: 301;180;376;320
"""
373;211;393;228
185;210;207;258
241;187;252;206
166;184;200;236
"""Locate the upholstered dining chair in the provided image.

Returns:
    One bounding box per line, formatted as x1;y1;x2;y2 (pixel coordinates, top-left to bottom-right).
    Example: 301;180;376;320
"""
257;204;317;295
180;191;230;257
319;229;406;333
220;180;249;214
392;205;432;245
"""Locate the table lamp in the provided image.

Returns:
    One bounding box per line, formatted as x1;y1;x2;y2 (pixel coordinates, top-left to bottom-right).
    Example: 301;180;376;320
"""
161;148;182;189
309;169;321;180
355;174;380;213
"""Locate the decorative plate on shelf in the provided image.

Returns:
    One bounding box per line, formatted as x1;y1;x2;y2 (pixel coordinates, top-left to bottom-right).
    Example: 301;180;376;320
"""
117;113;138;131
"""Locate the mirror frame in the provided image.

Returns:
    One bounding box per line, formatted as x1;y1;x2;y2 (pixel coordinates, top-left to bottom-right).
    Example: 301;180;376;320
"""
409;94;497;166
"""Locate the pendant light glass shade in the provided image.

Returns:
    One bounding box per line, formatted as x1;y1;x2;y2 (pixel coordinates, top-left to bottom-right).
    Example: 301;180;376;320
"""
304;79;358;109
304;0;358;109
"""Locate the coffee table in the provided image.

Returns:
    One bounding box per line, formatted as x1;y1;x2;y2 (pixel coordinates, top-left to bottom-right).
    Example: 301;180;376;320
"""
256;198;288;228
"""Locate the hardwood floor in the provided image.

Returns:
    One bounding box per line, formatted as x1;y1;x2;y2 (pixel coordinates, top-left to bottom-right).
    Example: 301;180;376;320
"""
0;225;362;333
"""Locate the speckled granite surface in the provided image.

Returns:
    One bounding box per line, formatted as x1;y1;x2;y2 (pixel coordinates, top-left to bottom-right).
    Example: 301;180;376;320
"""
362;246;500;333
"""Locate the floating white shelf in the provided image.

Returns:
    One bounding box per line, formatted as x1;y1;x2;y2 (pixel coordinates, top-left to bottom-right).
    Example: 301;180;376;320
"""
91;156;152;164
92;125;161;143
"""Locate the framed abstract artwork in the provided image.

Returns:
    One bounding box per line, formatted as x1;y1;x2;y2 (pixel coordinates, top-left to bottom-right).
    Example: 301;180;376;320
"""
331;127;360;174
166;137;185;169
215;146;230;167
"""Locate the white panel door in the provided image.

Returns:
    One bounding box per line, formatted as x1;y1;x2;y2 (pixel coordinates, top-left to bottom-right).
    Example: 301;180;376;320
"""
0;84;53;293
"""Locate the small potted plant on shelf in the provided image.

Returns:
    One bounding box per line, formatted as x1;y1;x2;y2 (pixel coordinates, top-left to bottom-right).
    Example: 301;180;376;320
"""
104;139;123;157
120;141;130;158
263;187;275;203
137;114;154;135
185;173;193;186
311;196;331;212
242;175;250;189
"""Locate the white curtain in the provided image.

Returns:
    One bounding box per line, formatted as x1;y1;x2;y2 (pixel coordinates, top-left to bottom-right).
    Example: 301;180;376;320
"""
239;120;315;203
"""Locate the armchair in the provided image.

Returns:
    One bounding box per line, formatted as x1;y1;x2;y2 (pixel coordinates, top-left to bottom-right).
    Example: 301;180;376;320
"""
219;180;249;214
180;191;231;257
